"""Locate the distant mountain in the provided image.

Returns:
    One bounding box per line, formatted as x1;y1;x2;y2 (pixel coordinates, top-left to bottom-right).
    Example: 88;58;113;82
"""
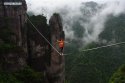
99;14;125;42
60;1;101;40
80;1;99;16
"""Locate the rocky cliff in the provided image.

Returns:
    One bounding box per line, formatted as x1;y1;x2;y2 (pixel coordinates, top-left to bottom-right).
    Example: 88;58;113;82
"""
0;0;27;71
26;15;51;72
0;0;27;46
46;13;65;83
0;0;65;83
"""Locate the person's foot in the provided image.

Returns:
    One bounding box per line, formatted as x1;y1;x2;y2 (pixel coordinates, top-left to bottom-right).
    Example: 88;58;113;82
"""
61;53;63;56
59;53;62;55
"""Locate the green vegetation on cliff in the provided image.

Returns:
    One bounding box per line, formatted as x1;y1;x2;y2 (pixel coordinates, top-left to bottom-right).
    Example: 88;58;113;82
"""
0;67;44;83
109;64;125;83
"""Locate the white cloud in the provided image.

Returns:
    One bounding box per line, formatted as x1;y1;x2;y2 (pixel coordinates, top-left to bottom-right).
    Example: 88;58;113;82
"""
83;0;125;44
26;0;125;44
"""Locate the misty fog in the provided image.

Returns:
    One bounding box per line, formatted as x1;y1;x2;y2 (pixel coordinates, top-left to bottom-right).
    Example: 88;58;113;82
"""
26;0;125;44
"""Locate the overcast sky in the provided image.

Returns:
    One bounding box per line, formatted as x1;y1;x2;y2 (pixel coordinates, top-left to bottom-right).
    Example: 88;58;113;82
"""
26;0;118;4
25;0;124;17
26;0;118;14
26;0;119;8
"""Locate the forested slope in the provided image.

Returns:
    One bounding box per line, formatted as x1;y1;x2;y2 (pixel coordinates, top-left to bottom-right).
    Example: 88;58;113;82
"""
65;12;125;83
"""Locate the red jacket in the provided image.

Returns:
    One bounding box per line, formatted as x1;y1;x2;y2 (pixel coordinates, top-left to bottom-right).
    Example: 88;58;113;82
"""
57;40;64;48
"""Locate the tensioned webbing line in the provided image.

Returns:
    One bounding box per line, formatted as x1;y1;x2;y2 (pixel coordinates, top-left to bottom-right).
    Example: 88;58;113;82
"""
64;41;125;56
26;16;61;55
81;41;125;52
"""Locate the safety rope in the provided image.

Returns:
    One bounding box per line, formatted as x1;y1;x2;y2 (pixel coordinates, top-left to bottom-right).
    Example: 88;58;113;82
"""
26;16;61;55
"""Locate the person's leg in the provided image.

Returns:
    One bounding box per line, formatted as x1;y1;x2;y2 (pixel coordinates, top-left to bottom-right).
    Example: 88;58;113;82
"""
61;47;63;55
59;47;62;55
59;47;61;52
62;47;63;53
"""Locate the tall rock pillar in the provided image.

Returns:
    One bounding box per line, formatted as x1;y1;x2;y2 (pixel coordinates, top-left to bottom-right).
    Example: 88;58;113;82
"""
47;13;65;83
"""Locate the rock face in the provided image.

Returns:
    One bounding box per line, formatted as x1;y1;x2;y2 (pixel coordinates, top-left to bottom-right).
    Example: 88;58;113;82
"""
0;0;27;46
27;15;51;72
0;47;27;72
0;0;27;71
46;13;65;83
0;1;65;83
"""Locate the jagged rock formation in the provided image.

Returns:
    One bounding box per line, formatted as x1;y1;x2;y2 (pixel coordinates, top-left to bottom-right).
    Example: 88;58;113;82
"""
0;1;65;83
46;13;65;83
